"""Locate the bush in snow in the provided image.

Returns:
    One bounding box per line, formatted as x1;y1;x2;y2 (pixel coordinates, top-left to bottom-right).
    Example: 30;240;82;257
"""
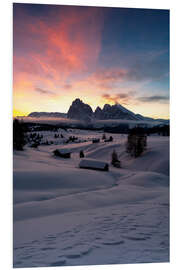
30;142;39;148
92;138;100;143
105;136;114;142
80;150;85;158
66;136;78;143
29;133;42;148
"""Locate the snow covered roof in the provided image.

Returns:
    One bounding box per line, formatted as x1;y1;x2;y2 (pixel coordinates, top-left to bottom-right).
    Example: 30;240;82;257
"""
79;158;109;170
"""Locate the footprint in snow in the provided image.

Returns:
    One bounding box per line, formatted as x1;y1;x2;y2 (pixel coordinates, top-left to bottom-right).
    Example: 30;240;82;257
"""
123;236;150;241
81;247;93;255
102;240;125;246
41;247;55;251
31;240;39;244
46;234;56;239
21;255;33;260
49;259;66;266
62;246;73;251
65;253;82;259
13;261;22;266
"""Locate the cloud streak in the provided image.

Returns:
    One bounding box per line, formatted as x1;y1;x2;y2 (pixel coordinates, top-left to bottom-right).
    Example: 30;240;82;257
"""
138;95;169;103
35;88;56;96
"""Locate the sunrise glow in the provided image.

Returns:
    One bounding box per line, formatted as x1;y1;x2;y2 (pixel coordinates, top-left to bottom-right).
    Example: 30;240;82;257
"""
13;4;169;119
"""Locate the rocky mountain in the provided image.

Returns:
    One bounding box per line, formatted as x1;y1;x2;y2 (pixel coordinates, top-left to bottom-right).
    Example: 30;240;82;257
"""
28;112;67;118
67;98;93;121
94;106;103;119
67;99;150;121
94;103;141;121
28;99;169;123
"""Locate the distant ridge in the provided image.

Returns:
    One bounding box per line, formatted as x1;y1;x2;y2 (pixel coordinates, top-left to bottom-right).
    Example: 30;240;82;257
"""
28;112;67;118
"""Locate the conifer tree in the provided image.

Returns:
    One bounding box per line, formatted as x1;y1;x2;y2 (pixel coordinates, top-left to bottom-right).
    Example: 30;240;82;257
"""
13;119;26;150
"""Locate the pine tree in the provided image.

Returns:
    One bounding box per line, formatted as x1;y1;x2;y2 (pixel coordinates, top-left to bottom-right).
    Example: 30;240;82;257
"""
111;150;118;164
13;119;26;150
126;127;147;157
111;150;121;168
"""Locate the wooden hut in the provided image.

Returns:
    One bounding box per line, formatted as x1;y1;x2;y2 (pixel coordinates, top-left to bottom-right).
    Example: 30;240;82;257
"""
53;148;71;158
79;158;109;171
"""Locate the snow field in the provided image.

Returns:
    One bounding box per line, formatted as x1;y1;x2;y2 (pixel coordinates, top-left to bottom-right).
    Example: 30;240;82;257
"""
13;129;169;267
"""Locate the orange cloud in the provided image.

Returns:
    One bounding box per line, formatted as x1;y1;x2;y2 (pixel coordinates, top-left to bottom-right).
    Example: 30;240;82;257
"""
101;93;134;105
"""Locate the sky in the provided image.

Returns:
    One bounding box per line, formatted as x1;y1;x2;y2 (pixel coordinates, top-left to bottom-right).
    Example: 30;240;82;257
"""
13;3;169;119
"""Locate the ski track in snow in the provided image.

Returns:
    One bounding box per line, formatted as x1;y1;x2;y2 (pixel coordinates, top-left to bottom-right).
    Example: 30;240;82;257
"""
13;131;169;267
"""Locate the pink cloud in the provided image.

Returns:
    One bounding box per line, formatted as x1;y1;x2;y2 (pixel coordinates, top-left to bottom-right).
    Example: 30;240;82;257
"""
13;6;105;95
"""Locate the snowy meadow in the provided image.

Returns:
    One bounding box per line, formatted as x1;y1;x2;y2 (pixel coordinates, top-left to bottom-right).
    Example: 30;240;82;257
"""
13;124;169;267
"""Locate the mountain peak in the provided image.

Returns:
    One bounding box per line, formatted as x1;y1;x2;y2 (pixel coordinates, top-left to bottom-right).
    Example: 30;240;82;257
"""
95;102;140;121
72;98;82;104
67;99;93;120
103;104;111;110
67;99;141;121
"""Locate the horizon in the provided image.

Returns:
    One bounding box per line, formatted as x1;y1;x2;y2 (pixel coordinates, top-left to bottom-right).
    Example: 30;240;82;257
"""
13;4;169;119
15;98;169;120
